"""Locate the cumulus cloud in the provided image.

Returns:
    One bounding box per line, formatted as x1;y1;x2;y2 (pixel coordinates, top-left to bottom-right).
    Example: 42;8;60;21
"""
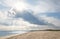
0;0;60;31
0;18;40;31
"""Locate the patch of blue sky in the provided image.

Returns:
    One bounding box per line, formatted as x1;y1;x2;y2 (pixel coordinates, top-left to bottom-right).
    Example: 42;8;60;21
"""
37;13;60;19
45;13;60;19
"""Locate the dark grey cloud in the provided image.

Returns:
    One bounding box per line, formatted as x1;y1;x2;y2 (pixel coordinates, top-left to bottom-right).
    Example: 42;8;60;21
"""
14;11;47;25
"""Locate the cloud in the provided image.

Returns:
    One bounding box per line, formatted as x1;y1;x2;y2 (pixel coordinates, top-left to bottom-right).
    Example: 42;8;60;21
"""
0;11;14;26
0;11;8;19
14;1;30;12
0;0;60;31
1;0;60;13
0;12;60;31
14;11;47;25
2;0;31;12
32;0;60;14
0;1;2;4
0;18;40;31
37;15;60;26
0;25;59;31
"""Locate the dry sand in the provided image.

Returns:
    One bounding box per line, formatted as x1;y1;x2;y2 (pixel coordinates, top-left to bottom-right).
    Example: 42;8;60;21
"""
5;31;60;39
0;37;6;39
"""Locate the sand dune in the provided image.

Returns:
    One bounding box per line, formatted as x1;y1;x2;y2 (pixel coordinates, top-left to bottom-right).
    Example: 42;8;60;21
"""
6;31;60;39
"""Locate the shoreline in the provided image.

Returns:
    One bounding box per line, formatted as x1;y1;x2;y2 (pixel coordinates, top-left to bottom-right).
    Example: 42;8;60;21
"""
0;31;60;39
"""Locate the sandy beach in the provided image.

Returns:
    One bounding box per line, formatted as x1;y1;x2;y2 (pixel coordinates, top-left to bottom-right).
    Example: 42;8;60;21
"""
2;31;59;39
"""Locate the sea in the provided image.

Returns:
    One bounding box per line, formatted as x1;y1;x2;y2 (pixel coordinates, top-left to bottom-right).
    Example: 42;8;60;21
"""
0;30;29;37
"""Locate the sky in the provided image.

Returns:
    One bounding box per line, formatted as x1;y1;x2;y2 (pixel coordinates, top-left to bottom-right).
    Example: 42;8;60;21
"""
0;0;60;36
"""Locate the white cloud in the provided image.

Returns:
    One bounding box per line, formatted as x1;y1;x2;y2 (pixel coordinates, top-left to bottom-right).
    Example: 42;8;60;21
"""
0;0;60;14
3;0;31;12
0;0;60;31
3;0;18;7
0;1;2;4
1;0;60;14
0;11;8;19
0;17;41;31
12;18;36;26
14;1;31;12
32;0;60;15
0;24;58;31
